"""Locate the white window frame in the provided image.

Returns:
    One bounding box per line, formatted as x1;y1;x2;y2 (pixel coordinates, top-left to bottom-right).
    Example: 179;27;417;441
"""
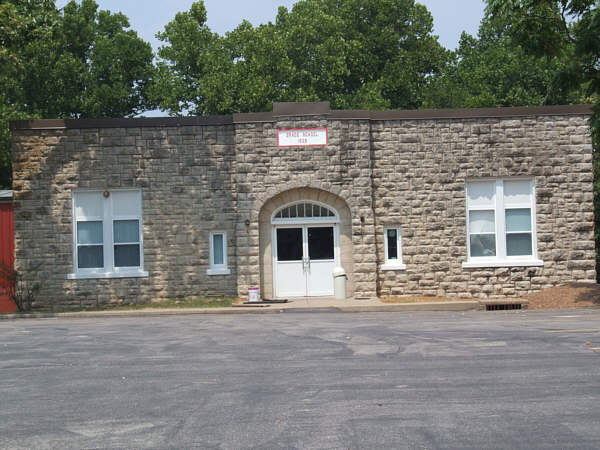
68;189;148;279
271;201;340;225
382;227;406;270
463;178;543;268
207;231;231;275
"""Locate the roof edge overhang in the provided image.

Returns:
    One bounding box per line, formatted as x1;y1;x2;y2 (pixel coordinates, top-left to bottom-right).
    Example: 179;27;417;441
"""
10;115;233;130
10;104;594;130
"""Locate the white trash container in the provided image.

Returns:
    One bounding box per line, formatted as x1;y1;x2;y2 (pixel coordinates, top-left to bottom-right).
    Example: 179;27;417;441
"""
248;287;260;302
332;267;348;300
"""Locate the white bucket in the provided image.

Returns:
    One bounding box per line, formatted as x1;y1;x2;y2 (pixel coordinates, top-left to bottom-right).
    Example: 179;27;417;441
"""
248;287;260;303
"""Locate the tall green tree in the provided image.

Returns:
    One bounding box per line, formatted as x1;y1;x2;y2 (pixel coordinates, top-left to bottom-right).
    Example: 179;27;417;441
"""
423;14;587;109
0;0;156;188
0;0;58;187
485;0;600;279
485;0;599;105
153;0;450;115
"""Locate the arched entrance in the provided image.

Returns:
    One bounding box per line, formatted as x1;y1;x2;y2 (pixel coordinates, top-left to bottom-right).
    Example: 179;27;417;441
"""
258;188;353;298
272;201;340;297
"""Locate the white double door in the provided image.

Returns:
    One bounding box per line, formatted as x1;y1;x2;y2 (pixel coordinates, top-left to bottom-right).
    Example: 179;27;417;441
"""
274;224;338;297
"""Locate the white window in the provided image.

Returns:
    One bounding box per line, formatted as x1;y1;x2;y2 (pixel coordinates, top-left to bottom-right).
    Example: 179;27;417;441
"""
207;231;230;275
382;227;406;270
463;179;543;268
68;190;147;279
271;201;339;225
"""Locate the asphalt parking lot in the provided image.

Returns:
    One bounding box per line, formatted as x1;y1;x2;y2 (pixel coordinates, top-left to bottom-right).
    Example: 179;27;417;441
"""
1;309;599;449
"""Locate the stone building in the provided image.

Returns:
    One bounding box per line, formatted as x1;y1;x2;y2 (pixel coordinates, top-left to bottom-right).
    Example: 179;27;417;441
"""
10;102;595;308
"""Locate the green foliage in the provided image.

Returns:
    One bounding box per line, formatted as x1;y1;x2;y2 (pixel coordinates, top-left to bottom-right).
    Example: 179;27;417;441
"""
423;15;587;109
0;262;42;312
485;1;599;97
485;0;600;279
153;0;450;115
0;0;156;188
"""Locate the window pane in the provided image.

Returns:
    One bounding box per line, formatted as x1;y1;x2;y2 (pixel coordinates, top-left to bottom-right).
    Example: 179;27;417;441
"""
506;209;531;232
75;192;103;218
504;180;531;205
386;229;398;260
297;203;305;217
77;221;103;244
507;233;532;256
469;210;495;233
313;205;321;217
114;244;140;267
308;227;334;260
305;203;313;217
467;181;495;207
112;191;141;216
289;205;297;218
114;220;139;243
212;234;224;265
78;245;103;268
470;234;496;257
276;228;303;261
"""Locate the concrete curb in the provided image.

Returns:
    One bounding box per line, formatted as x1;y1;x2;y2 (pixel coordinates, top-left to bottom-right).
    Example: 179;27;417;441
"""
0;307;282;320
338;301;481;313
0;301;481;320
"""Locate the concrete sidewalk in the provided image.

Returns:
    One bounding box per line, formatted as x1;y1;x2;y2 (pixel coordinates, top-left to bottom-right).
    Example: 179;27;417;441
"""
0;296;509;320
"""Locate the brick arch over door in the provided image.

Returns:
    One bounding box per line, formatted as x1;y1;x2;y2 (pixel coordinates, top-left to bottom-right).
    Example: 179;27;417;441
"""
258;187;354;298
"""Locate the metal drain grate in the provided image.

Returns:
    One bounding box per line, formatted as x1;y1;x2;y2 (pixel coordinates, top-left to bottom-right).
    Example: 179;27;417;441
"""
486;303;522;311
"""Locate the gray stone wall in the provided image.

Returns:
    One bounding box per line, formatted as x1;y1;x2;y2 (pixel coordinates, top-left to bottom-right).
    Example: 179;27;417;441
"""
236;116;377;298
12;125;238;308
11;108;595;308
371;115;595;297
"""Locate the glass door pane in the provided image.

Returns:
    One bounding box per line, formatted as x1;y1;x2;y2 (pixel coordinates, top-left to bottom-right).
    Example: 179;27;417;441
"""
307;227;334;260
276;228;303;261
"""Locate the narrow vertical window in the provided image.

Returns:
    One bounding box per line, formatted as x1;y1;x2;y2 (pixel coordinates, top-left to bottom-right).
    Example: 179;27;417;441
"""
386;229;398;260
382;227;405;270
208;231;230;275
466;181;497;258
74;192;104;270
504;180;533;257
213;233;224;265
111;190;143;270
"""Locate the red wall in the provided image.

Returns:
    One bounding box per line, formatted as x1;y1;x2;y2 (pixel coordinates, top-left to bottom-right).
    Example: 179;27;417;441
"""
0;202;15;312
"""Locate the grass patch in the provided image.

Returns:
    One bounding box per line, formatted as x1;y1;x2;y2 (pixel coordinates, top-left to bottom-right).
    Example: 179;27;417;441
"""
121;297;235;310
380;296;459;303
12;297;236;314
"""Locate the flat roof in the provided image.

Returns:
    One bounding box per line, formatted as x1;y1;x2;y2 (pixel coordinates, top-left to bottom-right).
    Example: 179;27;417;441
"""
10;103;593;130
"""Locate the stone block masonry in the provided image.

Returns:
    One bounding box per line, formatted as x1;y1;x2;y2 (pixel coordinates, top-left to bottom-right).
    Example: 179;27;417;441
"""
371;115;595;298
10;103;595;308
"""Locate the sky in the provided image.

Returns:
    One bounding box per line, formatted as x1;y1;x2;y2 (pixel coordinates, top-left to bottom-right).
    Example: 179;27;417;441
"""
55;0;486;52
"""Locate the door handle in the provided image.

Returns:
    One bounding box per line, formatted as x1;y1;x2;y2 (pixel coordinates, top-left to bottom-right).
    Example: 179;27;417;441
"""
302;257;310;272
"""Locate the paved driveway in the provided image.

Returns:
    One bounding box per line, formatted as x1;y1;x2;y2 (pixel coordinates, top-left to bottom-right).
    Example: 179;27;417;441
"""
1;309;599;449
